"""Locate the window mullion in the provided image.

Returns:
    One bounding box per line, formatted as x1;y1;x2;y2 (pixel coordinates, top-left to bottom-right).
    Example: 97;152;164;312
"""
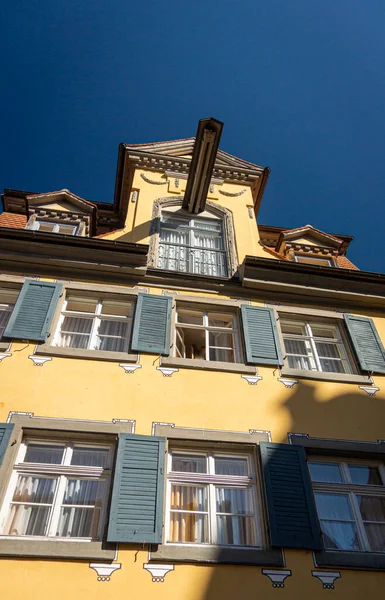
47;475;67;537
89;315;101;351
204;314;210;361
349;492;371;551
307;324;322;371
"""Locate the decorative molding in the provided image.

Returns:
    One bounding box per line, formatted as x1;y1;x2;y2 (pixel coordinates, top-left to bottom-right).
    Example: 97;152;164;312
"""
247;206;254;219
312;571;341;589
7;411;34;423
262;569;292;588
152;421;175;436
143;563;174;582
219;188;247;197
0;353;11;362
175;178;180;189
249;428;272;441
359;386;380;397
209;183;215;193
7;411;135;432
89;563;121;582
242;375;263;385
119;364;142;375
131;190;138;203
140;173;168;185
28;356;52;367
157;366;179;377
277;378;299;389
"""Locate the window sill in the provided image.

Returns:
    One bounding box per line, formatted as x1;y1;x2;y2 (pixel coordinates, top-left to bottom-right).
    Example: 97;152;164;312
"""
161;357;257;375
0;538;116;560
315;549;385;571
150;544;284;566
280;367;372;385
36;345;139;363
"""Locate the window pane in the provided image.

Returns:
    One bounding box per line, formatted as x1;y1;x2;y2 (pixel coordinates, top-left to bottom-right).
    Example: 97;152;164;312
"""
288;355;312;370
170;485;207;511
349;466;382;486
208;314;233;328
62;479;104;506
319;358;345;373
169;512;208;543
97;320;130;352
171;454;207;473
209;348;235;362
320;521;360;550
315;342;341;359
24;444;65;464
177;311;203;326
176;327;205;360
66;297;97;313
308;462;343;483
209;332;233;348
365;523;385;552
284;339;309;356
357;496;385;522
194;219;222;232
216;488;253;514
56;507;101;538
38;222;56;232
217;515;256;546
311;326;337;339
4;504;51;536
12;476;57;504
215;457;248;476
56;317;92;349
58;224;77;235
315;493;353;520
101;301;132;317
281;322;306;336
71;447;109;468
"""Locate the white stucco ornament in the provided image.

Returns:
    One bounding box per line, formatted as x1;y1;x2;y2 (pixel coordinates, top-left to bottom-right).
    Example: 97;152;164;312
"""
262;569;292;588
277;378;298;389
242;375;263;385
119;363;142;374
89;562;121;582
143;563;174;582
312;571;341;589
0;353;11;362
156;367;179;377
28;356;52;367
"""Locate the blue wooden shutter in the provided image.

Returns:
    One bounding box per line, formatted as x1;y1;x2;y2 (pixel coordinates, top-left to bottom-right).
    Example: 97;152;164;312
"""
3;281;62;342
241;305;283;365
131;294;172;355
260;442;322;550
344;314;385;374
107;434;166;544
0;423;14;467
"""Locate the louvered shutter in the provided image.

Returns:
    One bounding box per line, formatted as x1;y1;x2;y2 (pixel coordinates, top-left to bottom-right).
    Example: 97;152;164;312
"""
107;434;166;544
3;281;62;342
260;442;322;550
240;305;283;365
344;314;385;374
131;294;172;355
0;423;14;467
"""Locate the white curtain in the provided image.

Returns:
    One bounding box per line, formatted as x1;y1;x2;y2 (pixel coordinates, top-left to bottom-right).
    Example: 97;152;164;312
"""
56;317;92;349
97;320;130;352
216;488;255;545
169;485;207;543
0;306;12;338
315;492;360;550
4;476;57;536
194;233;226;277
57;479;102;538
158;228;188;272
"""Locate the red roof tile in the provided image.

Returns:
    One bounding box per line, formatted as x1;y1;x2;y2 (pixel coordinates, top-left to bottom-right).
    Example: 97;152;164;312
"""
0;213;27;229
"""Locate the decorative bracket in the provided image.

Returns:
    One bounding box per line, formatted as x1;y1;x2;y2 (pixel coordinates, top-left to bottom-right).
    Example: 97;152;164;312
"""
359;386;380;397
28;356;52;367
0;353;11;362
143;563;174;582
312;571;341;589
242;375;263;386
157;367;179;377
119;364;142;375
262;569;292;588
278;378;299;389
89;563;121;582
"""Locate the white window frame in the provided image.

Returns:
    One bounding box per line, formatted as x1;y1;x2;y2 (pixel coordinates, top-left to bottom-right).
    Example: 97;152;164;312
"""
0;438;114;542
31;220;78;235
174;306;242;364
165;448;262;548
294;255;335;267
309;457;385;553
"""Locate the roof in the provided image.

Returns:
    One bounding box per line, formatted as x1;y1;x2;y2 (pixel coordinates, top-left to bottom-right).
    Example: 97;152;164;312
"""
0;213;27;229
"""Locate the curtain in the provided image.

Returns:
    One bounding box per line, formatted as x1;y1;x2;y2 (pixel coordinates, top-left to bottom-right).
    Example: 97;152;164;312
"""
24;444;64;464
216;488;255;546
56;479;103;538
357;495;385;551
0;306;12;338
315;492;360;550
194;233;226;277
97;320;130;352
56;317;92;349
169;485;207;543
71;447;109;468
4;476;57;536
158;227;189;272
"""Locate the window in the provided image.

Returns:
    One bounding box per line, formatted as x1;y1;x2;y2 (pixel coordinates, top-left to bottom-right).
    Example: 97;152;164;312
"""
174;307;241;363
31;220;78;235
309;459;385;553
166;448;260;547
52;295;134;352
0;438;113;540
157;213;227;277
0;288;19;340
280;317;353;374
295;255;335;267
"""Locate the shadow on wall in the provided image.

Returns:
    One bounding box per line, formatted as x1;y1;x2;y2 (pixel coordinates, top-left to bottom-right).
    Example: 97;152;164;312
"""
195;381;385;600
113;218;157;244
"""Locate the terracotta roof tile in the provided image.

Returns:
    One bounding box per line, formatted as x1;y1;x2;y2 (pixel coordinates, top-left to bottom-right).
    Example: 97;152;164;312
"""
0;213;27;229
336;255;359;270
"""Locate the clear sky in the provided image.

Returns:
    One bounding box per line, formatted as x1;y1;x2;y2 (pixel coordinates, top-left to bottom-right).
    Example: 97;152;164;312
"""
1;0;384;272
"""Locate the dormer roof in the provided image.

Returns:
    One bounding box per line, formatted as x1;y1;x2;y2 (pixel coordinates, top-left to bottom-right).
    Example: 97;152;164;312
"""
275;224;345;253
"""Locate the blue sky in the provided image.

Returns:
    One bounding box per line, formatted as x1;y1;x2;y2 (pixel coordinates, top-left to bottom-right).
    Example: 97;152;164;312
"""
1;0;384;271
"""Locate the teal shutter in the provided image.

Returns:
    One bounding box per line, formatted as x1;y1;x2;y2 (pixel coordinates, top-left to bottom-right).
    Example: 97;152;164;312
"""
107;434;166;544
344;314;385;374
241;305;283;365
260;442;322;550
0;423;14;467
131;294;172;355
3;281;62;342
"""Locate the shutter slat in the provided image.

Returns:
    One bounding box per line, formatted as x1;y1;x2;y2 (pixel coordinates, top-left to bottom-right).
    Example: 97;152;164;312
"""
0;423;14;467
107;434;166;544
344;314;385;374
3;281;62;342
131;294;172;355
241;305;283;365
260;442;322;550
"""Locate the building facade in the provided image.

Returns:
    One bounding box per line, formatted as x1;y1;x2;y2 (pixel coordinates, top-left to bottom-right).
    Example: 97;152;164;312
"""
0;121;385;599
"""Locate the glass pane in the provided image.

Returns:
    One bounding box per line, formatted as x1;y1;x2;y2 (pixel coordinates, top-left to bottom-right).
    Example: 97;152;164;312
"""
319;358;345;373
349;466;382;486
217;515;256;546
170;485;207;511
66;297;97;313
61;316;93;334
101;301;132;317
365;523;385;552
315;493;353;520
311;325;337;339
169;512;208;543
316;342;341;359
63;479;104;507
216;488;253;514
12;476;57;504
58;224;76;235
97;320;130;352
158;242;189;272
321;520;360;550
177;311;203;326
357;496;385;522
55;316;92;349
215;457;248;476
177;326;206;360
71;447;109;468
209;348;235;363
296;256;332;266
208;314;233;328
288;355;312;370
284;338;310;356
171;454;207;473
38;222;56;232
4;504;51;536
209;332;234;348
281;322;306;336
193;219;222;232
56;507;101;538
308;462;343;483
24;444;64;464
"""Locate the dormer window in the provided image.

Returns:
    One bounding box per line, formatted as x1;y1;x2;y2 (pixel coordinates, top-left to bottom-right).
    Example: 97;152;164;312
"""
294;255;335;267
31;220;78;235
